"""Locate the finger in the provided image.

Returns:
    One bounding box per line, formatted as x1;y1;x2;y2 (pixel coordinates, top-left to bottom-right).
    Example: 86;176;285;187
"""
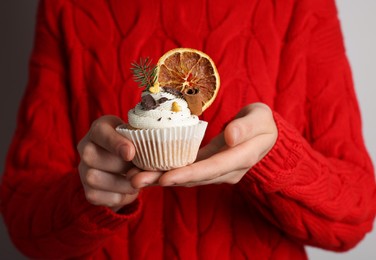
125;167;144;180
79;141;133;173
196;132;226;161
83;185;138;208
159;133;274;186
110;192;139;212
82;167;139;194
225;103;275;147
130;170;164;189
176;168;248;187
88;116;135;161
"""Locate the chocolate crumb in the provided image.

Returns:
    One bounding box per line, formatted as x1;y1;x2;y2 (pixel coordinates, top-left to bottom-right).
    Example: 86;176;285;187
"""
168;117;172;120
157;117;162;121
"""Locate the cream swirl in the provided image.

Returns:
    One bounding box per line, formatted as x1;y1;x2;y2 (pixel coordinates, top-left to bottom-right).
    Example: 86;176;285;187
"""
128;88;199;129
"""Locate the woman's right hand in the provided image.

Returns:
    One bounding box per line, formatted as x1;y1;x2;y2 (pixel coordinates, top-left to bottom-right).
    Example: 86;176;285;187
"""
77;115;160;212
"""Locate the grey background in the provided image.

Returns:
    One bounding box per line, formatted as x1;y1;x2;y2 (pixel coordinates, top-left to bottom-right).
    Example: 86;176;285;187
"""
0;0;375;259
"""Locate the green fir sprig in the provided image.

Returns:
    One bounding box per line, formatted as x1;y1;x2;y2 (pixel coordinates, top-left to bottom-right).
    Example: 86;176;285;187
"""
130;57;157;90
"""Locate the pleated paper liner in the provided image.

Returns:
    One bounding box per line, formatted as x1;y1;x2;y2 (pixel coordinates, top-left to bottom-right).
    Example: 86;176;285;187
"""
116;121;208;171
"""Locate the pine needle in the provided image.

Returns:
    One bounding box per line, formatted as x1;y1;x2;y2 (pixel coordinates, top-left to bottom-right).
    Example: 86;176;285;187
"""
130;57;157;90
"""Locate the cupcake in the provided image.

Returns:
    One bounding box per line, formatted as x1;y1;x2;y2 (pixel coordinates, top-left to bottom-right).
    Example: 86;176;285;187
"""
117;48;220;171
117;87;207;171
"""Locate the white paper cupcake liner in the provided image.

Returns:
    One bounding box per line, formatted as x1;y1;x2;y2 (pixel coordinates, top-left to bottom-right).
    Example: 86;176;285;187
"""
116;121;208;171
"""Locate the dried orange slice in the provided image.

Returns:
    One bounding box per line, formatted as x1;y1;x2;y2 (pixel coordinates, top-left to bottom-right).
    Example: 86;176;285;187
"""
155;48;220;115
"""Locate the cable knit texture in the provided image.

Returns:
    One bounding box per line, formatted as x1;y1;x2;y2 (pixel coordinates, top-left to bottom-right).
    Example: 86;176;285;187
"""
1;0;375;259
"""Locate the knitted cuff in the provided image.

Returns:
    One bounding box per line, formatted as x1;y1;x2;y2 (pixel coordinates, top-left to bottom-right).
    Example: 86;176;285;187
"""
242;112;306;193
68;173;142;232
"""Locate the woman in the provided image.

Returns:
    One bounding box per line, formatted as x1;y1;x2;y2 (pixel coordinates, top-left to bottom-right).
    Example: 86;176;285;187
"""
1;0;375;259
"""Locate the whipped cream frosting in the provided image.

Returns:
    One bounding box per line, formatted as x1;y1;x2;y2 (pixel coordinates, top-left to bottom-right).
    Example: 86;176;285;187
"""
128;88;199;129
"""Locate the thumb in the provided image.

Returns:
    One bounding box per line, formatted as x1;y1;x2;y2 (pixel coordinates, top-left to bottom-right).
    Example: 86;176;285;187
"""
196;132;226;161
224;103;273;147
224;122;242;147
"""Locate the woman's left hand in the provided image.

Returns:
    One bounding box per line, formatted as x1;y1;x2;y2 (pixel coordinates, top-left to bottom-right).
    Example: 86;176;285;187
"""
158;103;278;187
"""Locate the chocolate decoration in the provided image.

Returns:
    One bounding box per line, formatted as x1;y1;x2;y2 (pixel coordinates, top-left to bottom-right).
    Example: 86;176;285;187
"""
141;95;169;111
157;97;168;104
162;87;183;97
141;94;158;110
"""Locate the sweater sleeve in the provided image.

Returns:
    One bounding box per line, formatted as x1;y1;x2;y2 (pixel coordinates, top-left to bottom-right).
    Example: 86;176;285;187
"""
0;1;142;258
238;0;376;252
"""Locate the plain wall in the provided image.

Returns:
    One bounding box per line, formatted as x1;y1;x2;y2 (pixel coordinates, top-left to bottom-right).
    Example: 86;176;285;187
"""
0;0;38;258
0;0;375;259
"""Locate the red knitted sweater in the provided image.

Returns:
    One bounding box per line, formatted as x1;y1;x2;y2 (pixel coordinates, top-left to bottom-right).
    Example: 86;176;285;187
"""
1;0;375;259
